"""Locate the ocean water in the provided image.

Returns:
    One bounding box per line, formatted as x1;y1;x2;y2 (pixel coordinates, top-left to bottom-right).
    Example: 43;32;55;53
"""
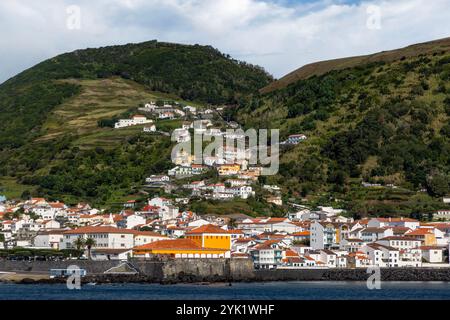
1;281;450;300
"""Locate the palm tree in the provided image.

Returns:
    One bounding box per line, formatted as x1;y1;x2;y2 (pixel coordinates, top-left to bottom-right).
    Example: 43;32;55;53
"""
84;238;96;260
73;236;86;259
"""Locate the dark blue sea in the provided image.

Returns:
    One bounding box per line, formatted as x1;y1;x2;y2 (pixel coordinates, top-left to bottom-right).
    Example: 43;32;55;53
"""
1;282;450;300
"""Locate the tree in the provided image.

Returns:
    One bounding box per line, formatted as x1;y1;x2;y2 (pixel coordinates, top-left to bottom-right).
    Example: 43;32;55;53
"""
84;238;96;260
73;237;86;258
426;174;450;197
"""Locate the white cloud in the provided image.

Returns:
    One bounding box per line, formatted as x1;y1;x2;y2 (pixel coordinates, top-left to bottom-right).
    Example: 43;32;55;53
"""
0;0;449;83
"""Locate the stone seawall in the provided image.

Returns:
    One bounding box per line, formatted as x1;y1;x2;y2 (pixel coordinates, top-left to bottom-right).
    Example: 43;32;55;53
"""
2;259;450;283
254;268;450;282
0;258;254;283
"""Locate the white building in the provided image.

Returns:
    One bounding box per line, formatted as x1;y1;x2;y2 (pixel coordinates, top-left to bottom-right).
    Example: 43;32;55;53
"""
143;125;157;133
61;226;135;250
362;243;399;267
115;115;152;129
33;230;65;249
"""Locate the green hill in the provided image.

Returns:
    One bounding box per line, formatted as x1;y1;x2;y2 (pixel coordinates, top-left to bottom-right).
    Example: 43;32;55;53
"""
236;40;450;217
261;37;450;94
0;40;273;150
0;41;273;206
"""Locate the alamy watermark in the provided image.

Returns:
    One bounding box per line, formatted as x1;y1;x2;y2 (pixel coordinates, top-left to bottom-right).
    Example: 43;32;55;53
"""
66;5;82;30
66;265;82;290
366;5;382;30
366;266;381;290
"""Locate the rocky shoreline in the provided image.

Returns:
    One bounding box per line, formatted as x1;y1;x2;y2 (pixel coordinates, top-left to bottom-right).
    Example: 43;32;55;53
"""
3;267;450;285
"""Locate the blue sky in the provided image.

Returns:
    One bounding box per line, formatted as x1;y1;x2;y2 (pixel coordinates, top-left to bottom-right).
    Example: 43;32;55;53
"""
1;0;450;83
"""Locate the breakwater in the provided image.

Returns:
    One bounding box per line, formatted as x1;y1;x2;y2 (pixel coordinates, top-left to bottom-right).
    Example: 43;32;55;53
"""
1;259;450;283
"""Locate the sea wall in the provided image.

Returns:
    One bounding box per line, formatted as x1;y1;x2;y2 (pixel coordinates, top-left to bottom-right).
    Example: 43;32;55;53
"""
254;268;450;282
2;259;450;283
0;258;254;283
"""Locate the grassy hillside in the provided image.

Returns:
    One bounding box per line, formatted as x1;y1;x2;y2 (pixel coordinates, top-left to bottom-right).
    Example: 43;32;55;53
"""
0;78;179;206
237;48;450;217
0;40;273;150
261;37;450;94
0;40;273;207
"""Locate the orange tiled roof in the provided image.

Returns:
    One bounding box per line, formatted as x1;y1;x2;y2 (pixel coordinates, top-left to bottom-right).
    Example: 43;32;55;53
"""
405;228;434;236
133;239;225;252
185;224;230;235
292;231;310;237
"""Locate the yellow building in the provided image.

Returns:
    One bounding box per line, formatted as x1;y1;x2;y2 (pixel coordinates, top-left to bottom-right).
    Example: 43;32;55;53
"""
405;228;437;246
217;164;241;176
133;238;229;258
133;225;232;258
186;224;232;250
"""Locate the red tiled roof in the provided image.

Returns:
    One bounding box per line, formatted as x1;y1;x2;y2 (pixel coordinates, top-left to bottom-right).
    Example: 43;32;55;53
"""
185;224;230;235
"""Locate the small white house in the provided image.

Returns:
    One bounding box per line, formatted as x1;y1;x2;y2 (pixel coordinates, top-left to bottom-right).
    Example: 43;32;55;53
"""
143;125;157;133
115;115;153;129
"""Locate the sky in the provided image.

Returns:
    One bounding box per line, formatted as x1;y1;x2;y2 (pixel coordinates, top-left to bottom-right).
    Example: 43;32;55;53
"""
1;0;450;83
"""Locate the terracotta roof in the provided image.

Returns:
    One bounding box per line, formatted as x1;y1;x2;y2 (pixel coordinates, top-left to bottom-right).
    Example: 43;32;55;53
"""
133;239;222;251
185;224;230;235
419;246;445;250
49;202;65;209
380;236;421;241
375;217;418;222
131;230;167;237
292;231;310;237
405;228;434;236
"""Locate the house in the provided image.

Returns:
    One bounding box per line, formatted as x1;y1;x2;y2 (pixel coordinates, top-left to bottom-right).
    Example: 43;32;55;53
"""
420;246;445;263
360;227;394;242
123;215;146;230
133;238;230;259
33;230;65;249
280;250;310;268
250;240;283;269
310;221;351;249
266;196;283;206
168;165;206;177
61;226;135;250
339;238;365;253
145;175;170;184
115;115;152;129
148;197;172;208
434;210;450;221
291;231;310;243
319;249;337;268
232;238;257;253
347;251;372;268
285;134;307;145
172;128;191;143
159;112;175;120
90;248;132;261
404;228;437;246
232;186;255;199
362;243;400;267
143;125;157;133
183;105;197;113
132;230;168;247
217;164;241;176
376;236;422;250
185;224;232;251
368;217;420;230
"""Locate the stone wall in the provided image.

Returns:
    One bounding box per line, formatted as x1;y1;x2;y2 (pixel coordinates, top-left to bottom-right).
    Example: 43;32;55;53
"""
0;258;254;282
254;268;450;282
2;259;450;283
